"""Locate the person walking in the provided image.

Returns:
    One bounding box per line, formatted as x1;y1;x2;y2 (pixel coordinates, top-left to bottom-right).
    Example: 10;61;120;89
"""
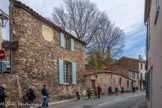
76;87;81;101
121;87;124;94
87;88;92;100
97;86;102;98
94;87;98;98
133;87;135;93
108;86;112;96
27;86;36;104
115;87;118;95
0;84;8;108
41;84;49;108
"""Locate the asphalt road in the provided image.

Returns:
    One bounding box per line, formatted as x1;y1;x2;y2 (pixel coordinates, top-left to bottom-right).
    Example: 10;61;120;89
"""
49;92;145;108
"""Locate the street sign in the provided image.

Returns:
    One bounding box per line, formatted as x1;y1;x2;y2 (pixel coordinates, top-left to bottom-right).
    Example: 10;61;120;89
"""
0;50;6;60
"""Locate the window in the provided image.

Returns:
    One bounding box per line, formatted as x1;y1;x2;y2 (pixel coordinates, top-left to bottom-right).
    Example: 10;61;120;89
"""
156;0;160;12
64;62;70;84
141;63;143;70
91;80;95;89
59;59;76;85
127;80;129;88
60;32;75;51
65;37;69;49
132;72;135;78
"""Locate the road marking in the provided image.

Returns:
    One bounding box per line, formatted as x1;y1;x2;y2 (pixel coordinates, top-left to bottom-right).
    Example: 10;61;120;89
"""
98;93;145;107
98;101;110;106
113;98;123;102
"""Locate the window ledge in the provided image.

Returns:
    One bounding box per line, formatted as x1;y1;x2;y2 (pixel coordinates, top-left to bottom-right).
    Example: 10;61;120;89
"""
63;83;70;85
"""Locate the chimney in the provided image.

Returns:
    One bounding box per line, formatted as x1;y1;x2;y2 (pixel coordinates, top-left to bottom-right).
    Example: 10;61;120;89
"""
107;46;111;71
139;55;142;60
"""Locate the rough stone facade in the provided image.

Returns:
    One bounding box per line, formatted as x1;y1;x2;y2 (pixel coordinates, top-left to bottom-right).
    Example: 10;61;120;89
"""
112;57;139;77
85;67;136;94
0;0;85;107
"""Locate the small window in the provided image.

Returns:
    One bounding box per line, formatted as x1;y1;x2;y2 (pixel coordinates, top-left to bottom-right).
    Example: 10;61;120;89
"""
64;62;71;84
127;80;129;88
141;63;143;70
64;37;70;50
132;72;135;78
91;80;95;89
156;0;160;12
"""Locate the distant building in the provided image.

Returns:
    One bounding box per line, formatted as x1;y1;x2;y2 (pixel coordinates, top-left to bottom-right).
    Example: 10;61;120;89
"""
85;47;136;94
111;56;146;91
138;55;146;91
144;0;162;108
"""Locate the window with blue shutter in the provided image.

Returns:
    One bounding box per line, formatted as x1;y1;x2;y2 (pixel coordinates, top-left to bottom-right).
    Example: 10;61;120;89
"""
59;59;64;84
60;32;65;48
71;38;74;51
72;62;76;84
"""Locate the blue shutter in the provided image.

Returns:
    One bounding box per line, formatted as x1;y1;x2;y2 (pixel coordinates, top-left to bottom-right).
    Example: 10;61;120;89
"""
135;73;137;79
59;59;64;84
72;62;76;84
148;70;150;100
60;32;65;48
71;38;74;51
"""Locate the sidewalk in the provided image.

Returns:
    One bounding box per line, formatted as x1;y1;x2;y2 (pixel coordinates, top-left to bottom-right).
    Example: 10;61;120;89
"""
35;96;89;108
132;99;147;108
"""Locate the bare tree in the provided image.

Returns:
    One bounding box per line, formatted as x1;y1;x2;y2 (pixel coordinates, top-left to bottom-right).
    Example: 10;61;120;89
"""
89;18;125;57
52;0;125;57
52;0;106;45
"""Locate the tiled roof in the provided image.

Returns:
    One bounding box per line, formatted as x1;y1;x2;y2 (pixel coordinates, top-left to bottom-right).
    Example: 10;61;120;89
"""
115;56;140;72
11;0;86;45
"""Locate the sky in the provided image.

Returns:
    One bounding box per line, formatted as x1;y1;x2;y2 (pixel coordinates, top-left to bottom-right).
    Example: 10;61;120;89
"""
0;0;146;59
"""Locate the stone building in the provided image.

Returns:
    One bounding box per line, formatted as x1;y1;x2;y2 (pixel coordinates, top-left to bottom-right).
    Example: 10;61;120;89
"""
84;47;136;94
111;55;147;91
0;0;86;107
144;0;162;108
85;67;136;94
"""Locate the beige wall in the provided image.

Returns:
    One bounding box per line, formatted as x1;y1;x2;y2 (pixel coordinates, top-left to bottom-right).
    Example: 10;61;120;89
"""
0;19;2;49
146;0;162;108
139;61;146;90
85;73;136;94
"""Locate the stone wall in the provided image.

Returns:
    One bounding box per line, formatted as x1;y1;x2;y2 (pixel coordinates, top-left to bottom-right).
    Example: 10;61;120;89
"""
85;73;136;94
3;0;86;106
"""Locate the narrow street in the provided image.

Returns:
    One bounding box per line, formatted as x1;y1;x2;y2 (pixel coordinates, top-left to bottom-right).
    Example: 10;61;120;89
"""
49;92;145;108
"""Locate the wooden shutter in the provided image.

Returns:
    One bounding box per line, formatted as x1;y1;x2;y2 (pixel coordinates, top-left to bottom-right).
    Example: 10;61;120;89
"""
71;38;74;51
60;32;65;48
59;59;64;84
72;62;76;84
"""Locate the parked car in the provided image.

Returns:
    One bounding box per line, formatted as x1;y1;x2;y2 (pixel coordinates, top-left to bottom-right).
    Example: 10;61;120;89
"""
0;61;10;73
